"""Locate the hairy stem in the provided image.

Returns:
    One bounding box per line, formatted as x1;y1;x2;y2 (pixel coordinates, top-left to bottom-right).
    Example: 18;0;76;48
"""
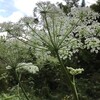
55;51;79;100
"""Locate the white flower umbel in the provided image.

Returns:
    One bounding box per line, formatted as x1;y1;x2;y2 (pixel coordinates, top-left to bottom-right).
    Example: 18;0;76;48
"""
17;62;39;74
67;67;84;76
85;37;100;53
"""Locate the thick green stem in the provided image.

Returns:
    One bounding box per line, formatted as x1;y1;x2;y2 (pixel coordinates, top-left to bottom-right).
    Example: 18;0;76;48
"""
55;51;79;100
15;71;30;100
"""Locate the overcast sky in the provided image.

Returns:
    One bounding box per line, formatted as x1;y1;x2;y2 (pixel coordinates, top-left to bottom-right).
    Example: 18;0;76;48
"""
0;0;97;23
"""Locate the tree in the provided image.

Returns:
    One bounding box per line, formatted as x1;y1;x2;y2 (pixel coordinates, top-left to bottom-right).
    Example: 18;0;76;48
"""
81;0;85;7
58;0;79;15
90;0;100;13
90;0;100;23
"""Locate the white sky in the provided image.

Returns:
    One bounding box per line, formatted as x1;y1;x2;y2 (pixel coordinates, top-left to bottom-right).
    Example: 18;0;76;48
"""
0;0;98;23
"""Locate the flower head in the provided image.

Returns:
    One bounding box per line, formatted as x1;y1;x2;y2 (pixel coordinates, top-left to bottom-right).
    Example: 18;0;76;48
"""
67;67;84;75
17;62;39;74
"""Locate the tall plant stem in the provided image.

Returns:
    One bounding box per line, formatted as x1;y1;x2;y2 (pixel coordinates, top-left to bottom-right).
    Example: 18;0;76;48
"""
55;51;79;100
73;76;79;100
15;71;30;100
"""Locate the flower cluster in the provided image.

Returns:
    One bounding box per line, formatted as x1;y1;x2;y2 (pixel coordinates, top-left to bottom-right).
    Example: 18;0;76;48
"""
59;37;83;60
0;3;100;63
16;63;39;74
84;37;100;53
67;67;84;75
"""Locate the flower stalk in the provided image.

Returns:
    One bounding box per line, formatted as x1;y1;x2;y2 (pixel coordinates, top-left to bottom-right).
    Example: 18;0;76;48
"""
55;51;79;100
